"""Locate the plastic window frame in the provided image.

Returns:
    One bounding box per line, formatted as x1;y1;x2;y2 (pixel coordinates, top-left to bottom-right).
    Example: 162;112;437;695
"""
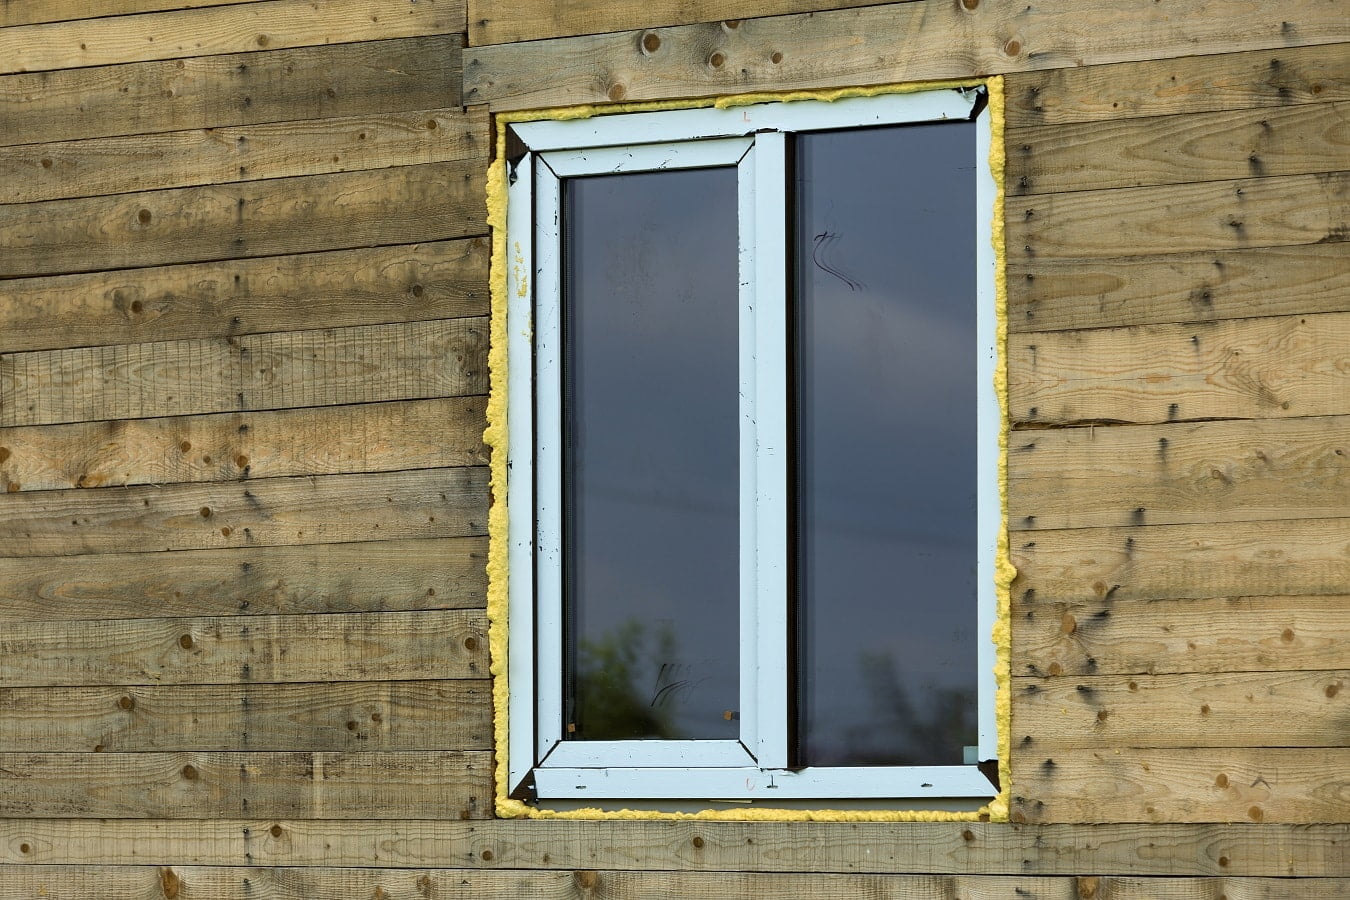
505;88;999;806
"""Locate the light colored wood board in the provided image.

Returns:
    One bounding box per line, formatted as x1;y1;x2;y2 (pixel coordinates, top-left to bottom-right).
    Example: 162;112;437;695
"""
1007;415;1350;530
0;160;485;280
1006;171;1348;261
1009;101;1350;195
1007;242;1350;333
0;751;491;819
0;106;488;205
2;821;1344;876
1010;311;1350;425
1012;670;1350;749
1013;594;1350;678
1010;519;1350;604
0;239;488;355
0;466;487;558
1004;43;1350;127
0;680;490;752
0;397;489;492
0;536;487;622
0;608;486;687
0;870;1345;900
0;36;465;147
1087;879;1349;900
0;1;272;29
1011;748;1350;824
0;317;488;429
463;0;1350;110
0;0;463;75
467;0;907;47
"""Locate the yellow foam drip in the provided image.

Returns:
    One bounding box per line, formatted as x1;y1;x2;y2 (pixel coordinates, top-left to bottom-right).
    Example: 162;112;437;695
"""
485;79;1013;821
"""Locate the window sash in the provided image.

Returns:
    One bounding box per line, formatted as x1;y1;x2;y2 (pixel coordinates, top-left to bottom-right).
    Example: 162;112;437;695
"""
505;89;997;802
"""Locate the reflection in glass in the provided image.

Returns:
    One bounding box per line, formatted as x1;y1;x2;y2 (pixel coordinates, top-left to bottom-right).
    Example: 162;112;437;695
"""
795;122;979;766
563;168;740;741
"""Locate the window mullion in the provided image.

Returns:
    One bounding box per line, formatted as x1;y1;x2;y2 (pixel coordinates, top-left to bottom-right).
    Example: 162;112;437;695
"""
750;130;790;769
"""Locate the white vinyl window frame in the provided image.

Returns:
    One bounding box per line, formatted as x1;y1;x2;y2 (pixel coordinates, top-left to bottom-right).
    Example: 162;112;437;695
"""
505;88;1000;805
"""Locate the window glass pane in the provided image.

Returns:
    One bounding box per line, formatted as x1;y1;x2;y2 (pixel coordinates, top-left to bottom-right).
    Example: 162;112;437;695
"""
563;167;740;741
795;122;979;767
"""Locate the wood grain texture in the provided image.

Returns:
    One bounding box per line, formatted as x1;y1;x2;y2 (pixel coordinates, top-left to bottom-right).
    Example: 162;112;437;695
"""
0;317;487;428
1008;242;1350;333
1009;101;1350;195
0;397;489;492
1013;594;1350;678
468;0;906;46
0;680;490;752
1007;415;1350;530
0;106;488;205
0;35;464;147
0;1;271;29
0;0;463;75
1006;171;1349;261
0;869;1345;900
0;160;485;279
0;239;488;354
1;821;1343;876
1010;311;1350;425
1005;43;1350;127
0;536;486;622
0;608;486;687
1013;670;1350;749
1010;519;1350;604
0;466;487;557
463;0;1350;110
0;751;491;819
1011;748;1350;824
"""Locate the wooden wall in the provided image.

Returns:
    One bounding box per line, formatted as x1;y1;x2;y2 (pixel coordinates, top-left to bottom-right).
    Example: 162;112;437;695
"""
0;0;1345;897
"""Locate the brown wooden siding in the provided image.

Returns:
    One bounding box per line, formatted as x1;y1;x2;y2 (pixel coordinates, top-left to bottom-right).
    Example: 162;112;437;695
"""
0;0;1345;895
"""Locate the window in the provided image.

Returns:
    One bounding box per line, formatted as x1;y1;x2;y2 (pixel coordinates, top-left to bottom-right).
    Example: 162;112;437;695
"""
503;88;1001;809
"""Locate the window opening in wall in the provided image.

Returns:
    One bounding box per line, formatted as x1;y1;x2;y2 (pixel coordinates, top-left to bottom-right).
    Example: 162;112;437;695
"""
503;88;1001;809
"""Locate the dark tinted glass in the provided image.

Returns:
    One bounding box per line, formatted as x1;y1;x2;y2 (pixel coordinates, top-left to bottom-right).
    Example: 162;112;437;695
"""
795;122;979;766
563;167;740;741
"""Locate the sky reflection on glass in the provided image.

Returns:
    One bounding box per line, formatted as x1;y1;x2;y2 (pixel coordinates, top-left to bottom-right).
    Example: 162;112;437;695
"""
562;167;741;742
796;121;979;767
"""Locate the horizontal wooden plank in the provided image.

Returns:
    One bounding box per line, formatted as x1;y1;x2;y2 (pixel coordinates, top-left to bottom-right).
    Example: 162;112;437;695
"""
0;35;465;147
1010;518;1350;604
1009;100;1350;195
0;1;270;29
0;239;488;354
1013;594;1350;678
1011;748;1350;824
0;466;487;557
1007;171;1348;261
1010;311;1350;425
0;159;485;279
0;608;486;687
1013;670;1350;749
1008;242;1350;333
0;397;489;492
0;536;486;622
0;870;1345;900
0;106;488;205
0;751;490;819
2;821;1343;876
0;0;463;75
463;0;1350;111
1005;43;1350;127
0;680;490;752
0;317;487;429
1007;415;1350;530
468;0;906;46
